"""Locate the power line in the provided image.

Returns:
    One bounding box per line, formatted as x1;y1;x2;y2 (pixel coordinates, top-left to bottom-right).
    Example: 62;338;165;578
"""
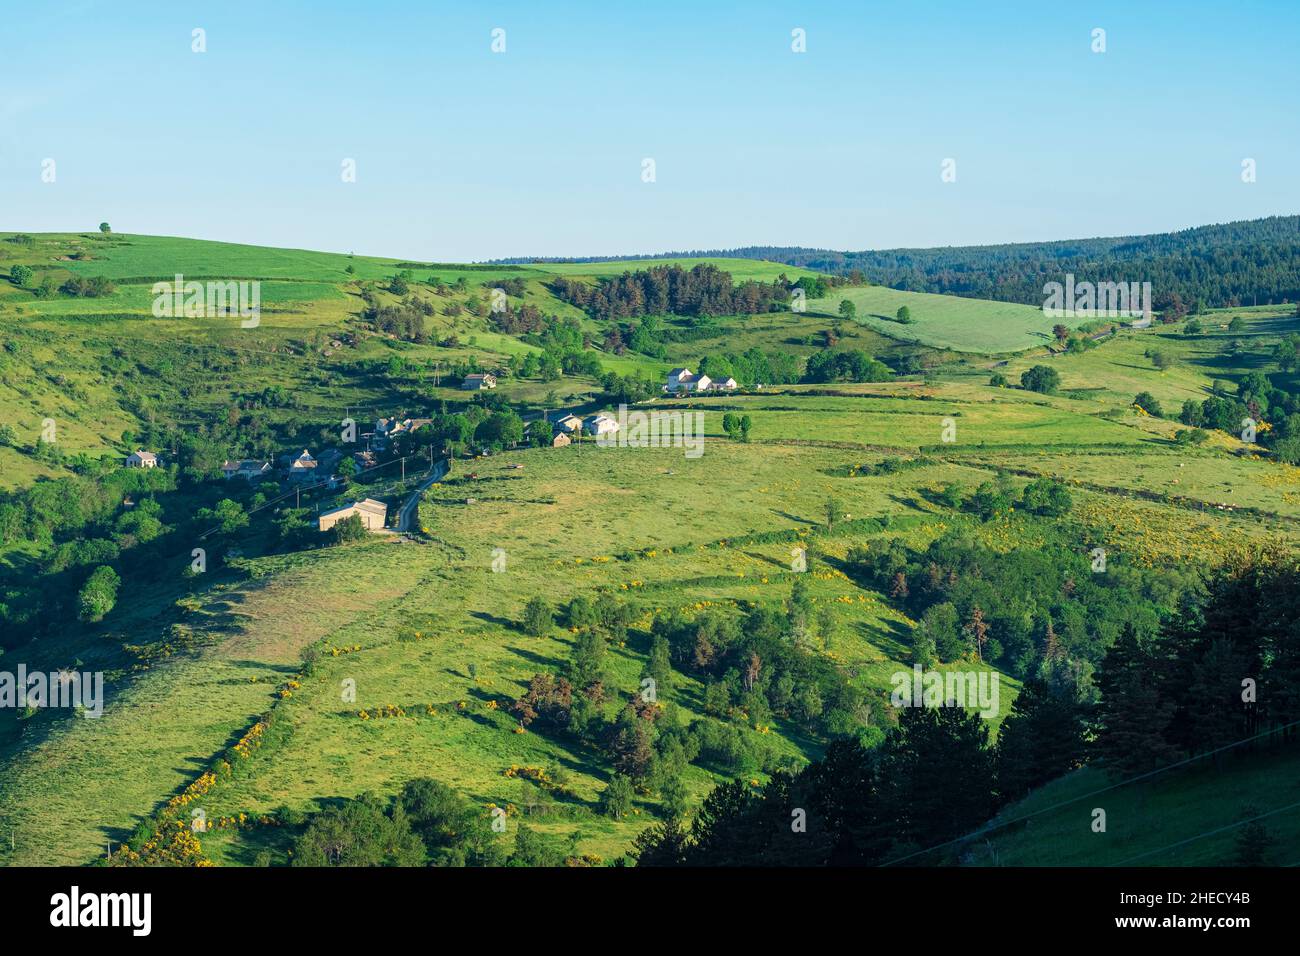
1109;798;1300;866
879;719;1300;867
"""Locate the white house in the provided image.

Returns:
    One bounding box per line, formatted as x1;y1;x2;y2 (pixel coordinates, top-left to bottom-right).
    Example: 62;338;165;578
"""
665;368;695;393
377;416;434;439
460;373;497;391
318;498;388;533
583;414;620;437
285;449;318;481
551;413;583;433
125;450;159;468
666;368;724;393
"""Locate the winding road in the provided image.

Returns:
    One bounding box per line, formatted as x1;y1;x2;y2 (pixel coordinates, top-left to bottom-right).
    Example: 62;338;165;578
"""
396;457;450;532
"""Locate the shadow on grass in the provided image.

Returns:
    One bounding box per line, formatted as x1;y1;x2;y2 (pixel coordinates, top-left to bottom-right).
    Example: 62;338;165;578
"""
771;510;817;526
854;618;913;662
469;610;518;630
503;644;566;670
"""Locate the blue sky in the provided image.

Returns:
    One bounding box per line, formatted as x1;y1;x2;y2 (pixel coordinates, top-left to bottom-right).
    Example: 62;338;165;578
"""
2;0;1297;260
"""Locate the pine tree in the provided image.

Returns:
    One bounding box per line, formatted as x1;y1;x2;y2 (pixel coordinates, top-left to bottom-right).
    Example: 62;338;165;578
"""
996;678;1086;802
1233;812;1274;866
632;817;689;866
1092;625;1181;777
872;705;996;858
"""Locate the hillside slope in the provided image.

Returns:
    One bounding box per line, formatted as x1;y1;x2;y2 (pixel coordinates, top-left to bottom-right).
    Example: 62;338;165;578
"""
3;233;1300;868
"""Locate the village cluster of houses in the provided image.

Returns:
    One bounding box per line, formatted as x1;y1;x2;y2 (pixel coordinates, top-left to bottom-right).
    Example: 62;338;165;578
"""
125;369;719;540
215;448;350;483
126;447;348;483
534;410;620;446
663;368;738;394
373;416;433;450
126;445;385;535
232;449;388;534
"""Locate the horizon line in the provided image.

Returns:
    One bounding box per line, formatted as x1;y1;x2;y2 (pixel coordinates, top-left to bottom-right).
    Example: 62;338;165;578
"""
5;211;1298;266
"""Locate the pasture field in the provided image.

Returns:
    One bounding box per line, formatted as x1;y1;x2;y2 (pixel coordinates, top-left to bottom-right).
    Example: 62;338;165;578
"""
992;309;1300;409
2;233;529;285
808;283;1062;353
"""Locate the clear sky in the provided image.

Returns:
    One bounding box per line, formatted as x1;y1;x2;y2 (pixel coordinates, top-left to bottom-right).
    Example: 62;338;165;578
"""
2;0;1297;261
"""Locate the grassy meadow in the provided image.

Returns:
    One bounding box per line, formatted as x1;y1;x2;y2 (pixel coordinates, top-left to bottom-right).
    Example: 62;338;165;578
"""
809;284;1063;353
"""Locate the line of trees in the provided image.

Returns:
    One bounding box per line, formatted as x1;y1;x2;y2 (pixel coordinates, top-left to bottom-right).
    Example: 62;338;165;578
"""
698;216;1300;311
552;264;793;320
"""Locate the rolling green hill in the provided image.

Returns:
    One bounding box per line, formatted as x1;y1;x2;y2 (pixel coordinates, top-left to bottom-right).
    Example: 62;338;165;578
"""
808;284;1063;353
2;232;1299;868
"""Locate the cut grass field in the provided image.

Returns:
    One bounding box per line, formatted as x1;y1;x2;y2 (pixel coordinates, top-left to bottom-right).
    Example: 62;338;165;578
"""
8;233;523;285
808;284;1064;353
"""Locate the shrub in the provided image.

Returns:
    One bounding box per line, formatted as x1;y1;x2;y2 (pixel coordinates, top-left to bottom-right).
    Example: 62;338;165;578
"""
330;512;368;544
1132;391;1164;418
1019;478;1072;517
77;565;121;623
1020;365;1060;394
600;774;635;818
522;596;553;636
